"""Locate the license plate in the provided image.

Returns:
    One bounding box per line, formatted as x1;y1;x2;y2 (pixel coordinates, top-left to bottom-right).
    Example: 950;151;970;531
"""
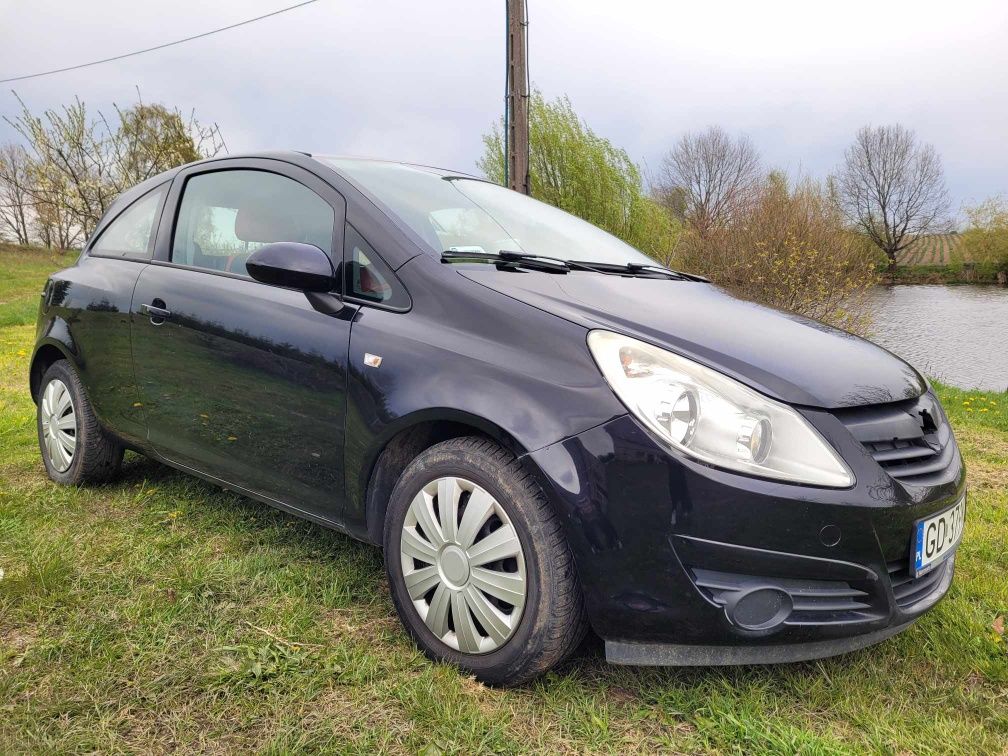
913;494;966;576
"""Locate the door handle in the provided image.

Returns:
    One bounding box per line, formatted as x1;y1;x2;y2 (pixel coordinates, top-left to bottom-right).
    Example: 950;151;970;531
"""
140;302;171;323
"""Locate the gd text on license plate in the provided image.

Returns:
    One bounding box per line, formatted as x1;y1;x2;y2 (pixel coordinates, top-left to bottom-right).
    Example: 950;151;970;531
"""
913;493;966;576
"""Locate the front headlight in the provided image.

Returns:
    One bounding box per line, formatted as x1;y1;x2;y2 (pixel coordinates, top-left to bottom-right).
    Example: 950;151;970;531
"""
587;330;854;487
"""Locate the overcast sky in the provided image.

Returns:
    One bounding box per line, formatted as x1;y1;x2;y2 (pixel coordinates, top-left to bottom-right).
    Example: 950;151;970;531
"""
2;0;1006;216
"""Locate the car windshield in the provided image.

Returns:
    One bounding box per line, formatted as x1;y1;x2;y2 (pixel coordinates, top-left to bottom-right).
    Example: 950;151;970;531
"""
320;158;657;267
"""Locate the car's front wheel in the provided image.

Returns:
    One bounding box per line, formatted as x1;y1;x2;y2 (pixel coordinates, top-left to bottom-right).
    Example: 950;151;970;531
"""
383;436;587;686
37;359;123;485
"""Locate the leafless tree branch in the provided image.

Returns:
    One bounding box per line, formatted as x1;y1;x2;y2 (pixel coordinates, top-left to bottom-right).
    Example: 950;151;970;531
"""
834;124;949;270
654;126;761;237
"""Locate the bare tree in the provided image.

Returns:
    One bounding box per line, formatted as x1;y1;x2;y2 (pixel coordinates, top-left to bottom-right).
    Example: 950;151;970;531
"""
834;124;949;272
0;143;34;245
654;126;761;236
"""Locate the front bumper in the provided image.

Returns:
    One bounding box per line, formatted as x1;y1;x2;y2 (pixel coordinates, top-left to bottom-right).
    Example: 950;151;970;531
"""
526;408;965;663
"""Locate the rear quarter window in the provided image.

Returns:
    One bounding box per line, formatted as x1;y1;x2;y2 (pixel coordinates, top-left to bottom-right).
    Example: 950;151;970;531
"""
90;184;167;260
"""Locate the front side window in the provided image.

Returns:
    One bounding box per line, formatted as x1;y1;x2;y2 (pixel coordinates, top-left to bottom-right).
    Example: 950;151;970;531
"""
172;170;335;276
321;157;656;267
91;184;166;260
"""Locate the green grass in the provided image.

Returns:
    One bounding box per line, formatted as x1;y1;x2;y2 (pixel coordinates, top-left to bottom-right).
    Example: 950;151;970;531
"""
1;246;1006;753
0;244;78;327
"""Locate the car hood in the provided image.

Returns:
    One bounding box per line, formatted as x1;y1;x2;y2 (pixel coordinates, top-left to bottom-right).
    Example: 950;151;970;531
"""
459;269;926;409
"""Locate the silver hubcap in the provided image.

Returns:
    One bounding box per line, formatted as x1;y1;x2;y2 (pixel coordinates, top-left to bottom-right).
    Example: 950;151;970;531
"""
40;378;76;473
400;476;527;654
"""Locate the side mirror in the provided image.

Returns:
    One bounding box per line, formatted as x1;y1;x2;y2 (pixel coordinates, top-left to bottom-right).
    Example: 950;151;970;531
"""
246;242;335;292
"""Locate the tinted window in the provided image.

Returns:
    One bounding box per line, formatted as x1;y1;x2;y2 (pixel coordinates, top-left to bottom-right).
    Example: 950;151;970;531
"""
172;170;334;276
91;185;166;260
344;224;409;308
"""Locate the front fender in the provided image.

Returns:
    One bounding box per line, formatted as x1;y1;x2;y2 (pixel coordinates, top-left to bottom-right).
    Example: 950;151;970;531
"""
340;262;626;537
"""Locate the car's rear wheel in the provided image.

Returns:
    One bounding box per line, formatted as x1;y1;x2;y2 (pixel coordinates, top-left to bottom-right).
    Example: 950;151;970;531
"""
383;436;587;686
37;360;123;485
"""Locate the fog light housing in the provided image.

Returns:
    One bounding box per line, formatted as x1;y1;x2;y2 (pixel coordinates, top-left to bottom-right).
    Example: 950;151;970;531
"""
726;587;792;631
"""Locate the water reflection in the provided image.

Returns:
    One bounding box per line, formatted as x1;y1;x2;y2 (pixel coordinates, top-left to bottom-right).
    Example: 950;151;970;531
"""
866;285;1008;392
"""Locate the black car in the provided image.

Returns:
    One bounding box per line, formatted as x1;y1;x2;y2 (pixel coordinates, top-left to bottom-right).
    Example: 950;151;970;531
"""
31;152;966;685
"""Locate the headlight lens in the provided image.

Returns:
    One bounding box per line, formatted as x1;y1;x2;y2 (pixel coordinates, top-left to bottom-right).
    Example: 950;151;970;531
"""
588;331;854;487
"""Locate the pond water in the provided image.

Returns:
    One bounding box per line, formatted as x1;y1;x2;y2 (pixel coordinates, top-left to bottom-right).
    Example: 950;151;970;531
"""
865;285;1008;392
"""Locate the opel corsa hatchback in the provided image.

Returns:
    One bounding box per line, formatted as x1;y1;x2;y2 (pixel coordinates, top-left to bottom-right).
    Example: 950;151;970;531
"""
31;152;966;685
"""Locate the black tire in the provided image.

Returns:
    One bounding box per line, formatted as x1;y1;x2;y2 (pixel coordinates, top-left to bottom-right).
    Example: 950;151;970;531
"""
383;436;587;686
36;359;123;485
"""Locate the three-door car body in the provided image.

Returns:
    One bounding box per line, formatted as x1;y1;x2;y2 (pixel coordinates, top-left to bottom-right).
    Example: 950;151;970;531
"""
31;152;965;681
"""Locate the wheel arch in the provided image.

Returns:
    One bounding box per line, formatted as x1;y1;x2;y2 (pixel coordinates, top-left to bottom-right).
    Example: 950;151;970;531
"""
358;408;532;545
29;339;76;403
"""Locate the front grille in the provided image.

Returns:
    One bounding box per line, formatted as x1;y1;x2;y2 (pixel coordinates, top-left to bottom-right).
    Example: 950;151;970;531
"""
887;557;952;609
834;393;958;485
690;568;880;627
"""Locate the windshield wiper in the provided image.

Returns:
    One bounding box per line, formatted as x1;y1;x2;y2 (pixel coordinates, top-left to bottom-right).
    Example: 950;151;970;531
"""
441;250;709;281
565;260;709;282
441;250;571;273
626;262;709;282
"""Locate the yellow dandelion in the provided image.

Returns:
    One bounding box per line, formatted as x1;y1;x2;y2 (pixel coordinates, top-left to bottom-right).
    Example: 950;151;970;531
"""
133;402;143;408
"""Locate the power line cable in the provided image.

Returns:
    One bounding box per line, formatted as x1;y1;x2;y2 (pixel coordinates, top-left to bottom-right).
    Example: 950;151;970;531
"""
0;0;322;84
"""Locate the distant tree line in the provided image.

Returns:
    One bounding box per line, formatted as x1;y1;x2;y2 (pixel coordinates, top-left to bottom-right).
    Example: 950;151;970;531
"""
0;94;223;248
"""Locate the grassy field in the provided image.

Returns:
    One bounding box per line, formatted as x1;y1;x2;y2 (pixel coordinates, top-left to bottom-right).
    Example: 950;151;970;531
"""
0;244;78;327
1;246;1006;754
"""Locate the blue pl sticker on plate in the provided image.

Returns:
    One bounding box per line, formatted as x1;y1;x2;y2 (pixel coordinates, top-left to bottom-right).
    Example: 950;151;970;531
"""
913;494;966;576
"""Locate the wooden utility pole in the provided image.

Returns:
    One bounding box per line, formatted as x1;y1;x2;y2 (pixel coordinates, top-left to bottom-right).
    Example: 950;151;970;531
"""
506;0;529;195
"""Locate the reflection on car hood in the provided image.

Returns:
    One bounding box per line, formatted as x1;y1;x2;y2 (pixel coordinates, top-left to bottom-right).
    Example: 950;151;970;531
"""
459;269;926;409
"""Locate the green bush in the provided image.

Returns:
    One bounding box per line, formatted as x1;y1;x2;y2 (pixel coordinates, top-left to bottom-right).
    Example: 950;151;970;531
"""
477;91;681;265
962;198;1008;278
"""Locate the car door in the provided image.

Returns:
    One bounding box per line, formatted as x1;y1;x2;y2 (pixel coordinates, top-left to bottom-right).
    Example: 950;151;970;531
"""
130;159;355;522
